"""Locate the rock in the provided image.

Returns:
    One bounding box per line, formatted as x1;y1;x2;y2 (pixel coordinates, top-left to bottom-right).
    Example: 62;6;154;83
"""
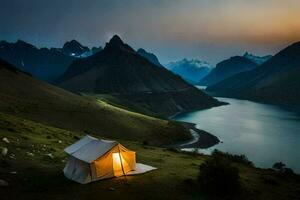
26;152;34;156
0;179;8;186
9;154;16;160
2;138;9;144
108;187;115;191
1;147;8;156
10;171;17;174
46;153;54;159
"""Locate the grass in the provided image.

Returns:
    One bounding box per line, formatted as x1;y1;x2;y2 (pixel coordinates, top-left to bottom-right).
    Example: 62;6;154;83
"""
0;112;300;200
84;93;161;118
0;65;191;146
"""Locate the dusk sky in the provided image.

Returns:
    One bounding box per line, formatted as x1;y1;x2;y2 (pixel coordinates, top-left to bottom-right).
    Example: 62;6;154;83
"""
1;0;300;65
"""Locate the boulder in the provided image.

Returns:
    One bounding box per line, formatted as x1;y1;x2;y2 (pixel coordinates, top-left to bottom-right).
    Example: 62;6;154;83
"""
0;179;8;186
1;147;8;156
2;138;9;144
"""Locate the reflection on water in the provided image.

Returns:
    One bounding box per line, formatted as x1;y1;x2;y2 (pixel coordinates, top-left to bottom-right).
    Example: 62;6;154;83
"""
173;97;300;173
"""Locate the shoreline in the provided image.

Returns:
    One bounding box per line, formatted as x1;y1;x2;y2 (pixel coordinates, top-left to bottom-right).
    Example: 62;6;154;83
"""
168;122;220;149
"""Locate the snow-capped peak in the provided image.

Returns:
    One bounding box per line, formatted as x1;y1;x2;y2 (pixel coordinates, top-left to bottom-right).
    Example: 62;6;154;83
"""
243;52;272;65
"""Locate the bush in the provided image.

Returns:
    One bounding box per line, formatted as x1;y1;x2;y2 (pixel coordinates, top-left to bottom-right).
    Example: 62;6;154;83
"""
198;154;240;195
273;162;295;175
212;149;253;166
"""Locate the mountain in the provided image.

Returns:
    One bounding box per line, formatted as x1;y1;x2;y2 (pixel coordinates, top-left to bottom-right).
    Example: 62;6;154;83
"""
0;58;192;145
198;56;258;86
61;40;103;58
58;35;222;116
0;40;103;82
206;41;300;106
165;58;212;83
0;40;75;82
61;40;90;56
137;48;163;67
243;52;272;65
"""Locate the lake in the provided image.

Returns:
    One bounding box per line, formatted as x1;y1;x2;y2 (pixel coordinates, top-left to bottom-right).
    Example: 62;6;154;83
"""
173;97;300;173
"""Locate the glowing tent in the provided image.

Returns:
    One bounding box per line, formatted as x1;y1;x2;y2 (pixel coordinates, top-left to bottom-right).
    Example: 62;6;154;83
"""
63;135;136;184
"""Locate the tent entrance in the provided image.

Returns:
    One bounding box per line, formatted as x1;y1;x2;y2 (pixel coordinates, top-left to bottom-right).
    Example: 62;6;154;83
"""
112;153;127;176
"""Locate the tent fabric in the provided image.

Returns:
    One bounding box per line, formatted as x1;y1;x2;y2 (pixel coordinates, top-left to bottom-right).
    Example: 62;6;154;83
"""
64;135;142;184
64;135;118;163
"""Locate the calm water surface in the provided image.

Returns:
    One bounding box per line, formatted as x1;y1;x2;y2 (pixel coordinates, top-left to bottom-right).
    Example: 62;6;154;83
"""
173;97;300;173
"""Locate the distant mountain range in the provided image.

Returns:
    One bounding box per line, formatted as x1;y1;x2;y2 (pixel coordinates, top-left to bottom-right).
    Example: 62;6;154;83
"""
137;48;163;67
0;40;102;82
57;35;223;116
198;56;258;86
165;59;212;83
206;41;300;106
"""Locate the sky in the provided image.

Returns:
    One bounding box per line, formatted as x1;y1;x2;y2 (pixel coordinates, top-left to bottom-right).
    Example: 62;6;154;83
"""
1;0;300;65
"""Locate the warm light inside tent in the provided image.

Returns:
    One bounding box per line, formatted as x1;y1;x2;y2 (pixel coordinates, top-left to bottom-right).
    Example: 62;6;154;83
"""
112;153;125;176
113;153;122;166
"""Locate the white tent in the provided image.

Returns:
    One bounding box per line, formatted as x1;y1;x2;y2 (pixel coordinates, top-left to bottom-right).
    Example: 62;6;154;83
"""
63;135;136;184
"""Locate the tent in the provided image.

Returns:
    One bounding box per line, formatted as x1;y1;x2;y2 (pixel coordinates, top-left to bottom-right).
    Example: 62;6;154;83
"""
63;135;136;184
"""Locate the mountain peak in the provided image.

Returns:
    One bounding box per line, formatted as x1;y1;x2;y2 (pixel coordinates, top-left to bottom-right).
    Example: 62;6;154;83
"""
104;35;134;52
63;40;84;49
62;40;89;56
109;35;124;46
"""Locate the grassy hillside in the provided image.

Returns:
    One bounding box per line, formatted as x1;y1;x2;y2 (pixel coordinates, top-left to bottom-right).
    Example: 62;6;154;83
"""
0;59;191;146
0;112;299;200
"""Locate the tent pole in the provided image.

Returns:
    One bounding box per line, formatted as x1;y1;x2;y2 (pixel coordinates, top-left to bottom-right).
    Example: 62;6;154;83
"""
118;145;126;175
118;145;127;182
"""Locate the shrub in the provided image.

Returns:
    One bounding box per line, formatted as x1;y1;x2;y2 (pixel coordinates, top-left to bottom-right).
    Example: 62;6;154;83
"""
212;149;253;166
273;162;295;175
198;154;240;195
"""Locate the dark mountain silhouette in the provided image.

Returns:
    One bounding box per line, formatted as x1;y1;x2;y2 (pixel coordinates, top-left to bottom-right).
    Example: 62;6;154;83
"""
0;58;191;145
0;40;75;82
58;35;222;116
165;58;212;83
206;41;300;106
198;56;258;86
137;48;163;67
61;40;90;56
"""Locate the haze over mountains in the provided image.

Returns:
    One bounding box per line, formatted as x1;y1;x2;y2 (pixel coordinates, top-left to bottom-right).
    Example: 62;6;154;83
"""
243;52;272;65
206;41;300;106
58;35;222;116
198;56;258;86
165;59;212;83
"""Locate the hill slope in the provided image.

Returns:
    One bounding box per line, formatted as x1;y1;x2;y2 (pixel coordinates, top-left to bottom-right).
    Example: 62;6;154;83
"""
1;112;299;200
198;56;258;86
206;41;300;106
58;35;222;116
0;58;191;145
